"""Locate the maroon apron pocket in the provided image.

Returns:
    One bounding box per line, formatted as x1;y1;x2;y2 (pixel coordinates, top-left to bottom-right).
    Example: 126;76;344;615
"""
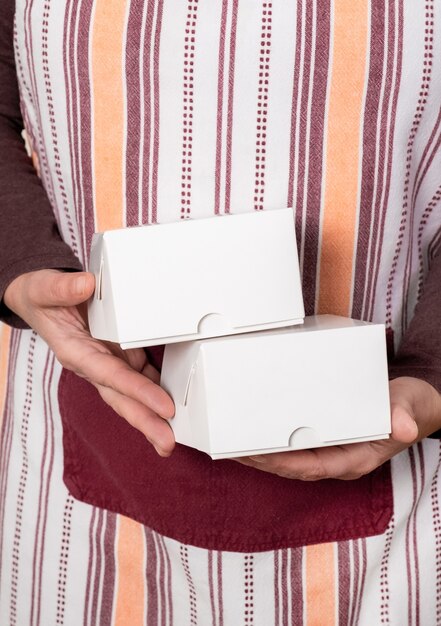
59;368;393;552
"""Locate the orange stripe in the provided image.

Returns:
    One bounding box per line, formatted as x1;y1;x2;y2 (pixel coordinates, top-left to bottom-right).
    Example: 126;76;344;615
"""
318;0;369;315
114;516;146;626
305;543;336;626
0;324;12;427
91;0;128;232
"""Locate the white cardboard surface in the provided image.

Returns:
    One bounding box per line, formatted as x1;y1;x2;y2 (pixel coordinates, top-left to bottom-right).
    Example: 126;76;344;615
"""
88;208;304;348
161;315;392;459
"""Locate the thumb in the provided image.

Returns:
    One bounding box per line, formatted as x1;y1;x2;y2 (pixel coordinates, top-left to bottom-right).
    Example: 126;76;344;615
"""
390;403;418;444
33;271;95;307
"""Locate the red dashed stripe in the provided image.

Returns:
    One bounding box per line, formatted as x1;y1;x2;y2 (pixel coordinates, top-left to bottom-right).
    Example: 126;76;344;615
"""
385;0;434;330
181;0;199;219
380;518;394;624
180;545;198;625
9;334;37;626
254;2;272;211
56;495;74;625
244;554;254;625
42;2;78;255
431;444;441;621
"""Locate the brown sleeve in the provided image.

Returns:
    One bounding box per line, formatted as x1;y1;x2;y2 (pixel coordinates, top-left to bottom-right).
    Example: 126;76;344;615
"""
389;245;441;395
0;0;82;329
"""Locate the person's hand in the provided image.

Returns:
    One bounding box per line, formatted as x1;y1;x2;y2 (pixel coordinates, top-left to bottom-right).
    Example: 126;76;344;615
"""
235;376;441;480
4;269;175;456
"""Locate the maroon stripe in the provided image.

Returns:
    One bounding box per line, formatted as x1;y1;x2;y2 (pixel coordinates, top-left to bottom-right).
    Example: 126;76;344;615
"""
30;353;56;626
293;1;313;232
352;0;388;319
154;532;167;626
253;2;273;212
337;543;350;626
354;540;368;626
140;0;156;225
125;0;148;226
63;0;84;258
379;516;394;625
83;508;97;626
348;541;359;626
428;227;441;260
180;0;200;219
160;536;174;626
99;513;117;626
413;443;425;626
364;0;399;321
224;0;239;214
386;0;434;333
287;0;303;207
367;0;404;323
146;529;159;624
281;549;289;626
24;0;57;215
151;0;164;224
63;0;95;257
180;544;198;625
290;548;303;626
403;441;426;626
63;0;95;259
274;550;280;625
90;510;105;626
9;333;38;626
208;550;217;626
214;0;229;216
405;447;418;624
56;495;75;626
217;552;224;626
77;0;96;255
412;108;441;209
298;0;331;314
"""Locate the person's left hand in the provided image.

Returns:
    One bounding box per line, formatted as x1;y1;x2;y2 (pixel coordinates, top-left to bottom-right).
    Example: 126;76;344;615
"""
235;376;441;480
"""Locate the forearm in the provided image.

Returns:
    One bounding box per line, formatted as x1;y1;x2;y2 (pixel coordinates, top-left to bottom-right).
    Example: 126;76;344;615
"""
0;0;81;328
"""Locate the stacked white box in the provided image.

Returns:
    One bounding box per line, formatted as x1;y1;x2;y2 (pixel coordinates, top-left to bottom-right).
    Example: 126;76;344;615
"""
161;315;391;459
88;208;305;349
88;208;391;459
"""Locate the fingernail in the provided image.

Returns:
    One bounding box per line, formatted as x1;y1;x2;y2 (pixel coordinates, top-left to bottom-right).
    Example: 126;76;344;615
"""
74;276;87;296
155;445;171;457
248;455;266;463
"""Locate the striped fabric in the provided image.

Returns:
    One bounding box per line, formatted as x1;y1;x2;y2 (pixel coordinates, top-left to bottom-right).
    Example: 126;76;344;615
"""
1;0;441;624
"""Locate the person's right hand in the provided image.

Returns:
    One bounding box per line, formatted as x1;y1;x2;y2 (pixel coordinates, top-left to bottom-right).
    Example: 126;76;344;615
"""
4;269;175;456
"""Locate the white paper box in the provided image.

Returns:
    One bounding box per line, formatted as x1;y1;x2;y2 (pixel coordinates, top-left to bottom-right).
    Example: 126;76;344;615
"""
161;315;391;459
88;209;304;348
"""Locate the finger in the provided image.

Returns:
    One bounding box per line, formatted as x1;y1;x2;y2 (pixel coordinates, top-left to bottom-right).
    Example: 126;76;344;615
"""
116;346;148;372
97;384;175;456
30;271;95;307
142;361;161;385
235;448;330;481
235;441;395;481
390;403;418;443
74;349;174;419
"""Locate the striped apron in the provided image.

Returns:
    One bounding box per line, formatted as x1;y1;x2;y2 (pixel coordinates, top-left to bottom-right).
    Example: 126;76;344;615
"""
1;1;441;624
